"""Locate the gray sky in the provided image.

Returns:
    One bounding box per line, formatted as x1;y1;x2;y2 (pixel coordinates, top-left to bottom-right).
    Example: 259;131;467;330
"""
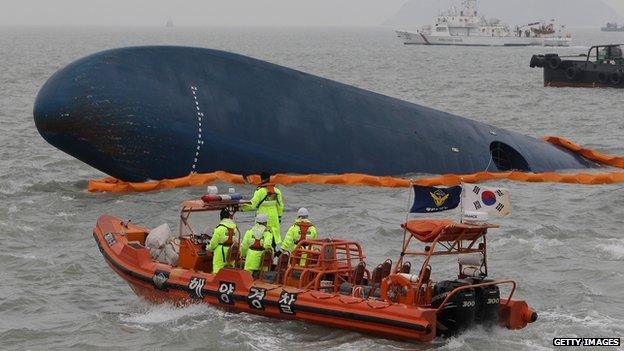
604;0;624;16
2;0;623;26
1;0;406;26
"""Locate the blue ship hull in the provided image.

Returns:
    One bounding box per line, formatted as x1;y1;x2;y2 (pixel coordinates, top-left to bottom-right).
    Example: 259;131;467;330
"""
34;46;594;182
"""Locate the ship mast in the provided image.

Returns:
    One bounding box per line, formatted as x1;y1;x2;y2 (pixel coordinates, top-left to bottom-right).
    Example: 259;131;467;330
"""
462;0;478;16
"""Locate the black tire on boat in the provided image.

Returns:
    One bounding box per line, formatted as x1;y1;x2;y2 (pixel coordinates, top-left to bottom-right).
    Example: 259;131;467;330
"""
548;56;561;70
610;72;622;85
529;55;536;68
598;72;609;84
538;57;546;68
529;55;542;68
565;66;581;80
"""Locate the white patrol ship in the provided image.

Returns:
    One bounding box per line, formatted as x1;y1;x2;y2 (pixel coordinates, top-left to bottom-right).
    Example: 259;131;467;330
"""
395;0;570;47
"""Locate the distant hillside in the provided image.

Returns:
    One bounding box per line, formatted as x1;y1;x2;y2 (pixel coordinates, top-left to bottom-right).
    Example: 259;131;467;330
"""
385;0;624;27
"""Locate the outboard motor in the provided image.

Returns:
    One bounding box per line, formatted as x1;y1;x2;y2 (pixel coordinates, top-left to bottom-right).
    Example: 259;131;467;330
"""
466;278;500;325
431;280;476;336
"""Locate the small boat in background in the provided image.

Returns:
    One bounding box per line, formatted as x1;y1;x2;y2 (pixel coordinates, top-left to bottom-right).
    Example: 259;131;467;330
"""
530;44;624;88
601;23;624;32
529;21;571;47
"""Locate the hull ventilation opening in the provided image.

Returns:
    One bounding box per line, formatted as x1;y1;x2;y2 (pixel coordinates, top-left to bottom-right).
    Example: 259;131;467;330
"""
489;141;531;171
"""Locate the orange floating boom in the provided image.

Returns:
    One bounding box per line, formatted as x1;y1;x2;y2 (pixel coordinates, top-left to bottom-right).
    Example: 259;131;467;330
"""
88;136;624;192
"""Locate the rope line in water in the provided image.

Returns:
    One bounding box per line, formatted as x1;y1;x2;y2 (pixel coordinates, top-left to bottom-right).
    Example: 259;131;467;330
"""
87;136;624;193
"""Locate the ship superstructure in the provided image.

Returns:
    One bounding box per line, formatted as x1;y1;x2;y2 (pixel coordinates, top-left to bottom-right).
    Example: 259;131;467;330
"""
396;0;570;47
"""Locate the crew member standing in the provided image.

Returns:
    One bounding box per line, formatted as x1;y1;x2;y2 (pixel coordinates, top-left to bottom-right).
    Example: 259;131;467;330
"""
242;172;284;250
206;208;238;274
241;213;274;274
282;208;317;252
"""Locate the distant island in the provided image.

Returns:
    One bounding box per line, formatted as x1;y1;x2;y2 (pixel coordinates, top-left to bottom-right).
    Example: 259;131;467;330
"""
385;0;624;27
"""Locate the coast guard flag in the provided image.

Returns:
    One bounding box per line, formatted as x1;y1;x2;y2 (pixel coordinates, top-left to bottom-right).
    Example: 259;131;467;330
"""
410;185;462;213
461;183;511;217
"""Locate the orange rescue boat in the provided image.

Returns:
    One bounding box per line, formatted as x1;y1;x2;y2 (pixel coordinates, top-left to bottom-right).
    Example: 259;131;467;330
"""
93;197;537;342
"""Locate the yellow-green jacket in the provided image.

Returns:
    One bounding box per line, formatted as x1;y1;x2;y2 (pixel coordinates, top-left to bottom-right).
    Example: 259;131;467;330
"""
241;223;273;272
207;218;237;274
242;184;284;245
282;219;318;252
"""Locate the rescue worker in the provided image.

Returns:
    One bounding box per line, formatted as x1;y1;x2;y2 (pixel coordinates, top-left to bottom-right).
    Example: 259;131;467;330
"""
242;172;284;250
206;208;238;274
241;213;274;274
282;208;317;252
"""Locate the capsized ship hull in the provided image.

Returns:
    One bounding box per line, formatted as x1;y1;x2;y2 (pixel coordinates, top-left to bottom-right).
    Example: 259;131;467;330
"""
34;46;594;182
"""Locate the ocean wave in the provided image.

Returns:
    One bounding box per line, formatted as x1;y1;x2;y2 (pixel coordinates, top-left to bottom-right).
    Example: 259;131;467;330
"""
539;309;624;332
118;302;217;327
597;240;624;260
491;233;563;253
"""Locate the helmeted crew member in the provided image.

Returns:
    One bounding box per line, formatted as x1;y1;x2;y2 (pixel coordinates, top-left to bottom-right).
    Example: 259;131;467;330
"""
282;208;318;252
242;172;284;250
207;208;238;274
241;213;274;273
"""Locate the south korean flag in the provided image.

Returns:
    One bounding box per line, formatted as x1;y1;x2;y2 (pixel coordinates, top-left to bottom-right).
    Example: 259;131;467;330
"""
461;183;511;217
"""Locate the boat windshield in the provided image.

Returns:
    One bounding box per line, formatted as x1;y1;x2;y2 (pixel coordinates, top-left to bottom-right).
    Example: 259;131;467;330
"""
596;45;624;64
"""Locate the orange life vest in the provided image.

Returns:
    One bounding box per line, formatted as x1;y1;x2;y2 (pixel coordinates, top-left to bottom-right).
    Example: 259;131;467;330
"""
250;237;264;251
265;183;276;196
218;225;235;246
256;183;278;207
295;221;313;244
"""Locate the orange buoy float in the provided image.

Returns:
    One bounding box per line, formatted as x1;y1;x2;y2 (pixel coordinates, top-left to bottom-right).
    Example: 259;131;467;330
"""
87;136;624;192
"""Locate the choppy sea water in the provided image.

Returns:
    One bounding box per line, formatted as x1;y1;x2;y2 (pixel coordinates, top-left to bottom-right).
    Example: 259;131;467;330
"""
1;26;623;350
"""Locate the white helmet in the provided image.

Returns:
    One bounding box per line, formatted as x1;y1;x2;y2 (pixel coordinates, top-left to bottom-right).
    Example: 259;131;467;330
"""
256;213;268;223
297;207;309;218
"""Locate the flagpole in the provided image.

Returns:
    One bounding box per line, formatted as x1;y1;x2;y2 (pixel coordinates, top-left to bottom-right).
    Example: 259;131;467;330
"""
460;182;464;223
397;181;414;274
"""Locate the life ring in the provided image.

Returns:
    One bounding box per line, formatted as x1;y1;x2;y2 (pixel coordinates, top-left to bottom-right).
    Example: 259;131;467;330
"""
380;273;412;302
565;66;581;80
548;56;561;70
598;72;609;84
610;72;622;85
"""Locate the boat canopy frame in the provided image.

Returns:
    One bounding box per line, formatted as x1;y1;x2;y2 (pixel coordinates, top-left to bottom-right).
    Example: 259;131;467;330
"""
178;199;249;240
379;219;519;307
395;219;499;275
584;44;624;66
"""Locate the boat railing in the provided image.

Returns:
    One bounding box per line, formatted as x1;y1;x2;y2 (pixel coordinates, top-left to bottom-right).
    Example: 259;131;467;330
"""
433;279;516;313
284;238;366;291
